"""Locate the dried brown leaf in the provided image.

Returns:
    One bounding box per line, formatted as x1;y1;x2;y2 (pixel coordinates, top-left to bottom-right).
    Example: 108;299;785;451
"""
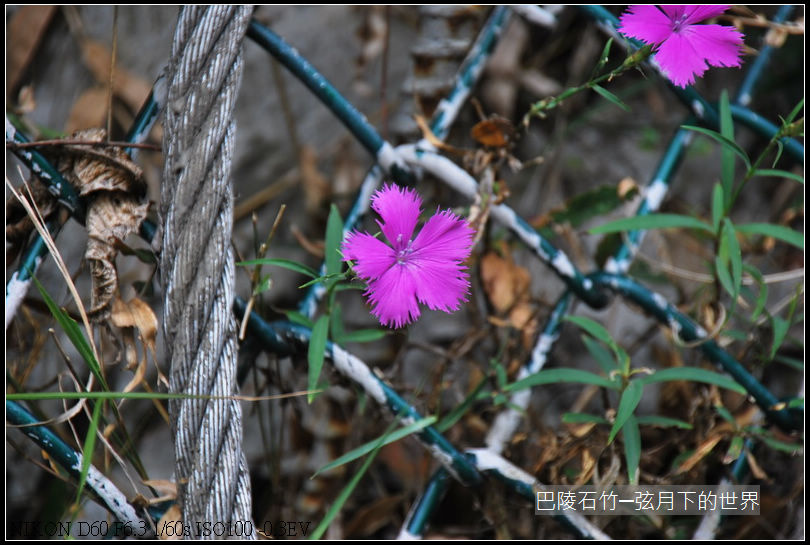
85;193;149;320
480;251;530;314
471;117;515;148
111;296;158;350
46;129;146;196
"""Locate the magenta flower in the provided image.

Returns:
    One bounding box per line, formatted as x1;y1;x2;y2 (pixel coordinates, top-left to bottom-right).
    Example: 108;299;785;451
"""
618;5;744;88
342;184;474;328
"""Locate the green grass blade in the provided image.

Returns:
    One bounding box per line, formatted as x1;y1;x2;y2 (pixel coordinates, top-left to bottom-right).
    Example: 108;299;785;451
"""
635;415;692;429
723;218;742;299
736;222;804;249
505;368;619;392
623;415;641;485
307;315;330;404
718;90;735;209
325;204;344;277
637;367;746;394
562;412;609;425
589;213;713;235
711;183;724;232
581;335;618;375
31;275;106;389
752;169;804;185
313;416;437;477
237;258;319;279
592;83;630;112
76;399;104;503
436;378;488;432
609;380;643;444
681;125;751;170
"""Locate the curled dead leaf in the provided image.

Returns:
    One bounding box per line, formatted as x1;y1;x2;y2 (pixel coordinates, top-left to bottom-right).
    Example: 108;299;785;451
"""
480;251;530;315
471;116;515;149
44;128;146;197
86;194;149;319
39;129;149;321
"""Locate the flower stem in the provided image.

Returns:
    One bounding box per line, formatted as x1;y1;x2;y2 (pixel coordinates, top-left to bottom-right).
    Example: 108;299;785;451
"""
523;44;654;124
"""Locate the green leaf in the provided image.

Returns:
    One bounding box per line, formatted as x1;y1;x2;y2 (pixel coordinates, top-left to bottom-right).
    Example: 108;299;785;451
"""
313;416;438;477
711;183;724;232
623;415;641;485
562;412;609;425
752;169;804;185
565;316;615;347
547;185;637;230
307;315;330;403
567;316;629;375
714;404;736;425
743;264;768;321
636;367;746;394
719;90;735;209
757;434;803;454
635;415;692;429
592;84;631;112
505;368;619;392
329;302;345;341
326;204;344;277
436;378;488;432
495;361;508;389
724;435;744;463
299;272;349;289
681;125;751;170
31;275;105;389
769;316;790;360
76;399;104;503
283;310;314;328
773;355;803;372
784;97;804;124
237;258;319;279
714;254;735;301
594;37;614;73
735;222;804;250
310;420;394;540
609;381;643;444
333;328;387;344
589;213;713;235
581;335;618;375
723;218;742;300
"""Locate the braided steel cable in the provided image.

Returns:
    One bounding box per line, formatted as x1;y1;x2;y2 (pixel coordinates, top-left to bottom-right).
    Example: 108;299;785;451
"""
160;6;255;536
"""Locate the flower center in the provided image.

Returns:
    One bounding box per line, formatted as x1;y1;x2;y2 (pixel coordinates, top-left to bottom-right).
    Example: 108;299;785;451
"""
395;235;414;265
671;12;690;33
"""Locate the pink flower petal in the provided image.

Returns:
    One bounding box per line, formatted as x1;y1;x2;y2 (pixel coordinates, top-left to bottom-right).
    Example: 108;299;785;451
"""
371;184;421;250
653;32;709;87
365;263;421;328
411;209;475;263
682;24;744;68
618;5;673;45
412;257;470;312
342;231;396;280
679;5;731;26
